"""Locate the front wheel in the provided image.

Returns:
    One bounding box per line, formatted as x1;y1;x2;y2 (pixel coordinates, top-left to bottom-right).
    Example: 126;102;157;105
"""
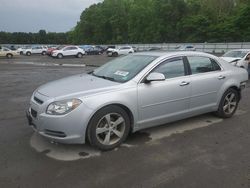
76;53;83;58
216;88;239;118
87;105;130;150
6;53;13;58
57;53;63;59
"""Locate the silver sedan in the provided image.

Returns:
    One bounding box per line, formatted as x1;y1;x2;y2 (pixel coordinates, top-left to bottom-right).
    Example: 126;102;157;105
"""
26;51;248;150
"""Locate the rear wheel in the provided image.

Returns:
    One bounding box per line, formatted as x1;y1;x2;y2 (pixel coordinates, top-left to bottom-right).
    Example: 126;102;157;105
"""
26;52;31;56
113;52;118;57
216;88;239;118
42;51;46;55
87;105;130;150
57;53;63;59
6;53;13;58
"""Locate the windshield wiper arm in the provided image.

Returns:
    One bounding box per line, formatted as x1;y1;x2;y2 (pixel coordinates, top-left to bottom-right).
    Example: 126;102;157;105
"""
91;73;115;81
99;75;115;81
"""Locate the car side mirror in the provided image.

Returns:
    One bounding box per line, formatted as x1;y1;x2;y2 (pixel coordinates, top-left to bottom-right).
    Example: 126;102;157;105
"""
146;72;165;83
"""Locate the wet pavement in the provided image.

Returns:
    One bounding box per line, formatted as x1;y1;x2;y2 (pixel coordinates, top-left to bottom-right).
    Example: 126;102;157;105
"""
1;59;250;188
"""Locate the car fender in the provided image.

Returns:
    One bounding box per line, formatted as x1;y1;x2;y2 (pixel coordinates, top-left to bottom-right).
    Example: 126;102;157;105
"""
81;88;139;132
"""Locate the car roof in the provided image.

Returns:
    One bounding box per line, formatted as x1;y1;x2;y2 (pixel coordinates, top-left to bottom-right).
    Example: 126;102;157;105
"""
135;51;215;58
227;49;250;52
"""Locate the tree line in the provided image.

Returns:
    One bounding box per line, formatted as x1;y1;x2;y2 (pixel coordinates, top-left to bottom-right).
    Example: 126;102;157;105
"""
1;0;250;45
0;30;69;45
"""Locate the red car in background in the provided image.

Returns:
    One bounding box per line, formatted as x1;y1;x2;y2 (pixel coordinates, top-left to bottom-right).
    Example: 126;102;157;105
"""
46;45;65;56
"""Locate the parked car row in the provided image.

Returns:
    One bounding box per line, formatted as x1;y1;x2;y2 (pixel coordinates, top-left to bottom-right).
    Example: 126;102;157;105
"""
1;44;250;70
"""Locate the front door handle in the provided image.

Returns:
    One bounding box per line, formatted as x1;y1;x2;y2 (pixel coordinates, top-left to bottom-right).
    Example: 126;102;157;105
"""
218;75;226;80
180;81;190;86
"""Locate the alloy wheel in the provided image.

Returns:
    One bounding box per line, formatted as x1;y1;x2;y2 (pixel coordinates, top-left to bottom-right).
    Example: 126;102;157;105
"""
96;113;125;146
223;92;237;115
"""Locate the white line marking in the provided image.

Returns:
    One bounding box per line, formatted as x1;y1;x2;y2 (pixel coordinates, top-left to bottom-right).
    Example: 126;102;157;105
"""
13;61;86;67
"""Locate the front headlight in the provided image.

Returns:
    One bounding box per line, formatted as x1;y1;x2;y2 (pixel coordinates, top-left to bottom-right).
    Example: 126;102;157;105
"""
46;99;82;115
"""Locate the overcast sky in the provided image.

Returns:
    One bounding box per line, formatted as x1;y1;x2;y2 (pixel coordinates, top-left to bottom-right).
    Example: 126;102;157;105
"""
0;0;103;33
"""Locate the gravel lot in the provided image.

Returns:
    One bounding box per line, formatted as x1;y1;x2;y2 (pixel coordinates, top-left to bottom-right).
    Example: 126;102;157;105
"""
1;55;250;188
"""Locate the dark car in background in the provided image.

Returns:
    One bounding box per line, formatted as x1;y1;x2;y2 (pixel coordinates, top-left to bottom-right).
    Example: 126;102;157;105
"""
85;46;105;55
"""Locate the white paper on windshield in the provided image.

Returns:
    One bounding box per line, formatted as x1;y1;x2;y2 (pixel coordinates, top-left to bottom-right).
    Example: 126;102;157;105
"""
114;70;129;77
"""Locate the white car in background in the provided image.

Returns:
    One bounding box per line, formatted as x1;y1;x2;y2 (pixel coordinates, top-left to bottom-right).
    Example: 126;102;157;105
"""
51;46;85;59
107;46;134;57
17;46;31;55
0;46;19;58
23;46;47;56
221;49;250;69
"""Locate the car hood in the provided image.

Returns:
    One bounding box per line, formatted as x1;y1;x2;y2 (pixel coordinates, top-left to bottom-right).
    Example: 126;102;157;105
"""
37;74;121;98
221;57;242;63
52;49;61;53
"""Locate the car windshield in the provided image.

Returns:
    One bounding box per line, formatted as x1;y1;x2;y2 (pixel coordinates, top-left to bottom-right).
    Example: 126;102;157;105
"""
223;51;248;58
92;55;158;83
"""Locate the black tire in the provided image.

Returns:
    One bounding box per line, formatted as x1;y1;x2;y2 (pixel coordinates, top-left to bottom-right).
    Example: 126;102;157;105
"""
77;53;83;58
20;51;23;55
57;53;63;59
87;105;131;151
216;88;239;118
113;52;118;57
6;53;13;58
42;51;46;55
26;52;31;56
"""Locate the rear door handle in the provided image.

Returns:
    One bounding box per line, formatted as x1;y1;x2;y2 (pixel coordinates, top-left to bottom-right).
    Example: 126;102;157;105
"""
180;81;190;86
218;75;226;80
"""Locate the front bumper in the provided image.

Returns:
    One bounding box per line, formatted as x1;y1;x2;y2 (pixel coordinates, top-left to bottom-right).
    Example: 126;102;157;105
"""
26;98;93;144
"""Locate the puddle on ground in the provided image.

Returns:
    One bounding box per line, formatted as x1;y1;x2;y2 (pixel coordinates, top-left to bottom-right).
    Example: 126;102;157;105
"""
126;132;151;145
30;133;136;161
30;133;101;161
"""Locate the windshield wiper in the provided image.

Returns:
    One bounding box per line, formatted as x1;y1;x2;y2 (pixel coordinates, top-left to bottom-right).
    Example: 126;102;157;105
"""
98;75;115;81
91;73;116;82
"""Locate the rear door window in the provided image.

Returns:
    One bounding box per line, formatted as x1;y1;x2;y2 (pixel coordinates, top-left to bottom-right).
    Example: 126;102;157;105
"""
187;56;221;74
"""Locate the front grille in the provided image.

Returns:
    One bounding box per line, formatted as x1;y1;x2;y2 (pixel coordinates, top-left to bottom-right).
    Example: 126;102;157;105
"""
31;108;37;118
34;96;43;105
45;129;66;138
